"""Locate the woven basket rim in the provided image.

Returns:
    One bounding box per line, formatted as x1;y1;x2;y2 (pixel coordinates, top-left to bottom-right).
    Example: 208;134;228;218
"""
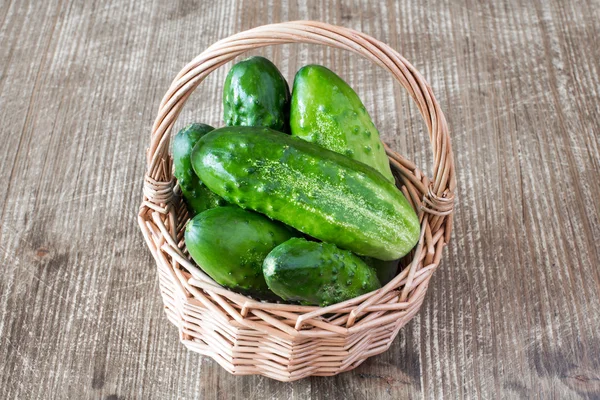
137;20;455;380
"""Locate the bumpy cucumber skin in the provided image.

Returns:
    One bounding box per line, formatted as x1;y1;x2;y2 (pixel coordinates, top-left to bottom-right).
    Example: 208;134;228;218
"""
290;65;395;182
362;257;399;286
173;123;227;216
191;126;420;260
263;238;381;306
184;206;297;300
223;56;291;133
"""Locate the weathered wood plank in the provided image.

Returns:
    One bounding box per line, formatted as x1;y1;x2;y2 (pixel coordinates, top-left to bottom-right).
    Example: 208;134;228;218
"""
0;0;599;399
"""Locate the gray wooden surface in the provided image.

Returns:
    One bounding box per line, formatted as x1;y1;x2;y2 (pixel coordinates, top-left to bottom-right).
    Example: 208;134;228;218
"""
1;0;599;398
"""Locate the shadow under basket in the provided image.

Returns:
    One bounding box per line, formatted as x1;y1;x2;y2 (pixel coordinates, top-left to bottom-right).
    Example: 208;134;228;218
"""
138;21;456;382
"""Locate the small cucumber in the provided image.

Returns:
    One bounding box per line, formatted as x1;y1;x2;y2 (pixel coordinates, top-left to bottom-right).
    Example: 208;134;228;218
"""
191;126;420;260
223;56;291;133
263;238;381;306
290;65;394;182
172;123;226;215
184;206;297;300
362;257;399;286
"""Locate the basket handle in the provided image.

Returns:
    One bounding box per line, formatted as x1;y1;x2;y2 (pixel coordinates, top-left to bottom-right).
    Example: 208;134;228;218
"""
144;20;455;229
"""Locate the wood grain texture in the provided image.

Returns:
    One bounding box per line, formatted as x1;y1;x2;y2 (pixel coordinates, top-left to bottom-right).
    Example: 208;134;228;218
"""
0;0;598;398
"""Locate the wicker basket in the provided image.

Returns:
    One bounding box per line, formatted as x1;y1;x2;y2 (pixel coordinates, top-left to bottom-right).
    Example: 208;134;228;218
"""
138;21;455;382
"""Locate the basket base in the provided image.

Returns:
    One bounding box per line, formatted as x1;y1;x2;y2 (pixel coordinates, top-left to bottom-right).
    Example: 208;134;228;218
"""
163;299;420;382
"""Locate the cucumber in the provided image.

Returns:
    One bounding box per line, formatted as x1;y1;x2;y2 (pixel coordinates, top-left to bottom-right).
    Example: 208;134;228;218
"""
223;56;291;133
184;206;297;300
191;126;420;260
263;238;381;306
290;65;394;182
172;123;226;216
362;257;399;286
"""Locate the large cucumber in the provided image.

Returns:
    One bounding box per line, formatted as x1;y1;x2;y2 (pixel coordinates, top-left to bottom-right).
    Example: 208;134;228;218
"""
223;56;291;133
184;206;297;300
172;123;226;216
191;126;420;260
290;65;394;182
263;238;381;306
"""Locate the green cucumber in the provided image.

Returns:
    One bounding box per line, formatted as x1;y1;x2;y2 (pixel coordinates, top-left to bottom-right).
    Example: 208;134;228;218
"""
263;238;381;306
172;123;226;216
184;206;297;300
191;126;420;260
223;56;291;132
290;65;394;182
362;257;399;286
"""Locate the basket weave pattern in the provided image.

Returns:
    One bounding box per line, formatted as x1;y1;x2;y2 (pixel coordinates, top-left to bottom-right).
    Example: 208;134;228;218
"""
138;21;455;381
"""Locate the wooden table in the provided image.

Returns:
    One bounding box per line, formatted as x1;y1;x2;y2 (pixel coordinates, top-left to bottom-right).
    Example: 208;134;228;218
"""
1;0;599;398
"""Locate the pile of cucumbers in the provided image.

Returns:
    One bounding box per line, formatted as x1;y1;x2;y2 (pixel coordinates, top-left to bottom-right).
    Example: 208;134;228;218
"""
174;56;420;307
